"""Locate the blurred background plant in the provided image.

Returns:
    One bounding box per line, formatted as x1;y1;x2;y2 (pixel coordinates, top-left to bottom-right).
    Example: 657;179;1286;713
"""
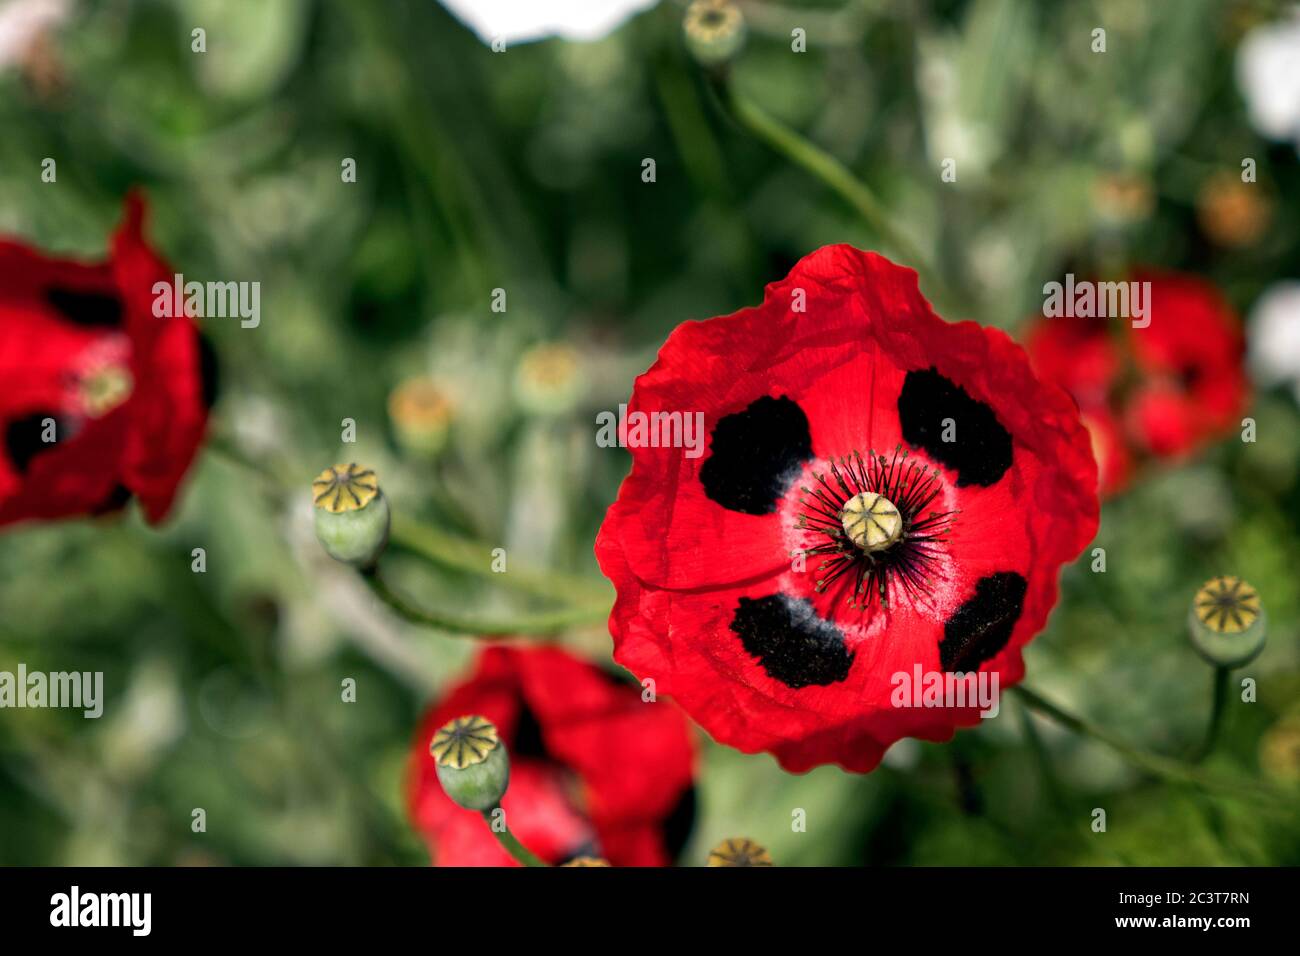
1;0;1297;866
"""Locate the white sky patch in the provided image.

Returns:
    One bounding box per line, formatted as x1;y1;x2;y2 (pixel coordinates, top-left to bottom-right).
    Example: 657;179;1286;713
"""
439;0;659;46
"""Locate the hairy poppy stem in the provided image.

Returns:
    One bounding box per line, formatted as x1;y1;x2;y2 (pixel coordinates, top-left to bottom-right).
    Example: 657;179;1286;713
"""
363;570;608;637
716;79;956;310
481;808;548;867
1012;684;1286;807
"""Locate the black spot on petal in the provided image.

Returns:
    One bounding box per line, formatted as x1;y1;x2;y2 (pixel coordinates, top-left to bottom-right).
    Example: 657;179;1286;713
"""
91;484;133;516
700;396;813;514
897;368;1012;487
731;594;854;689
45;287;124;328
511;701;549;761
4;412;62;474
939;572;1027;672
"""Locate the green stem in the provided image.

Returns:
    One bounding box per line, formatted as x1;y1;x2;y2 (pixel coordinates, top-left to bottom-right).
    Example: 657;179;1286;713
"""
482;808;548;867
1192;666;1230;764
388;513;610;608
364;570;607;637
716;77;953;307
1011;684;1284;807
1016;702;1065;806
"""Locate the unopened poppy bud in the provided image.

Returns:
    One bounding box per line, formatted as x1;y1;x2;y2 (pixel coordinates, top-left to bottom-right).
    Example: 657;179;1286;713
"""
1197;172;1271;249
560;857;611;867
514;342;585;416
431;715;510;811
388;378;453;460
311;463;391;569
1188;576;1267;668
1092;172;1155;229
707;837;772;867
684;0;746;68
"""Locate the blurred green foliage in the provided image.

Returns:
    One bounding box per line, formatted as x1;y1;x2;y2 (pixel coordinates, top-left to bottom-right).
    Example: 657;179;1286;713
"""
1;0;1297;865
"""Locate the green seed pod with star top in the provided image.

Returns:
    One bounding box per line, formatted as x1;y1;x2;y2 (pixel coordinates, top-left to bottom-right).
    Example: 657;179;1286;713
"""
707;837;773;867
311;463;391;569
684;0;746;68
1188;576;1267;668
431;715;510;811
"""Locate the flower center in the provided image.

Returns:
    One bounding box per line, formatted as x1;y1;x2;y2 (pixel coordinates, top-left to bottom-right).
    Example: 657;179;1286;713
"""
1193;576;1260;634
430;715;501;770
79;364;133;417
796;446;956;614
311;462;379;513
840;491;903;552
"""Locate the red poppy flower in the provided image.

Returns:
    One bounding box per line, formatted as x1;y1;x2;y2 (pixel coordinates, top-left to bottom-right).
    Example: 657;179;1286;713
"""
1125;270;1248;457
407;645;696;866
0;193;212;528
595;245;1098;773
1026;270;1248;494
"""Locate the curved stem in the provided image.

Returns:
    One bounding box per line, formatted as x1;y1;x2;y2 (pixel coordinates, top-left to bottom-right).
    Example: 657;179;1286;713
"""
364;570;607;637
1192;666;1230;764
482;808;548;867
1011;684;1285;807
716;77;954;308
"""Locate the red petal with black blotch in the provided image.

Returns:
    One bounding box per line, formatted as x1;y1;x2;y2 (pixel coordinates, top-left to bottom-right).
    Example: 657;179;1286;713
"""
406;645;696;866
1125;270;1249;458
112;193;210;523
596;246;1098;773
0;193;209;527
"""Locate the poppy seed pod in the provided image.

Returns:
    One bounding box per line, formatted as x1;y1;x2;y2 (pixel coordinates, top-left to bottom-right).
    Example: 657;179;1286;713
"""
1188;576;1267;668
431;715;510;811
707;837;772;867
311;463;391;569
683;0;746;67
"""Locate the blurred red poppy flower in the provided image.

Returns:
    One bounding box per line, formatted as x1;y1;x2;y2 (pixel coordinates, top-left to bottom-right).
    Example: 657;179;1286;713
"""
595;245;1099;773
1026;270;1248;495
407;645;696;866
0;193;213;528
